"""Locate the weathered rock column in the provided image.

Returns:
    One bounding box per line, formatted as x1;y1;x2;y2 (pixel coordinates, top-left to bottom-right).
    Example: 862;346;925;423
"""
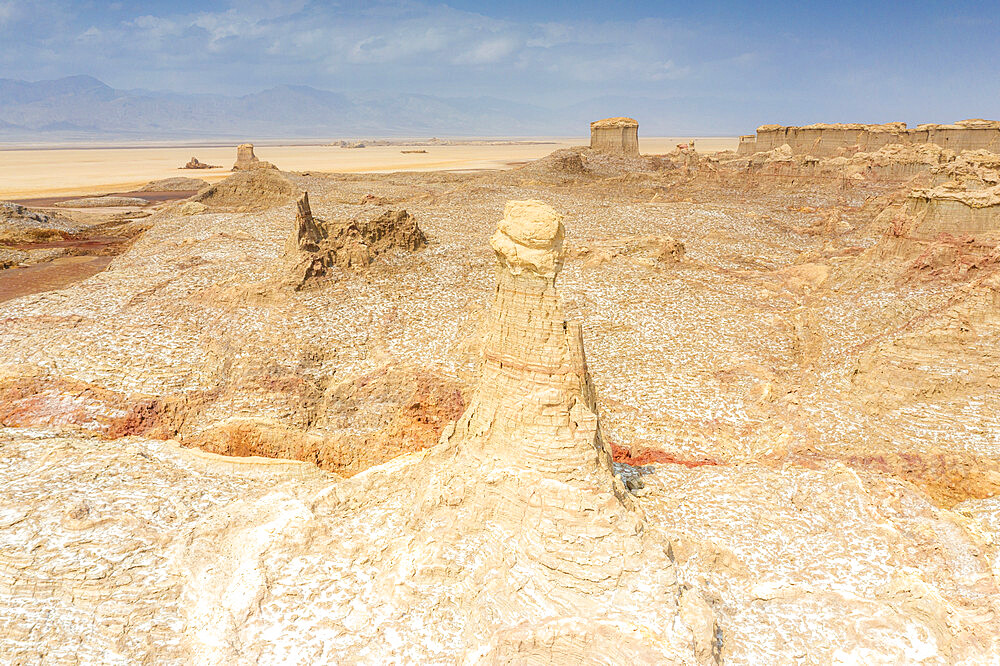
232;143;260;171
451;200;614;478
410;199;644;595
590;117;640;156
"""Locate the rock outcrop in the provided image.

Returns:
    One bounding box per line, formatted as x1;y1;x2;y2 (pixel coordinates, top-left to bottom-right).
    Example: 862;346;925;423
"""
183;157;219;170
192;167;299;211
139;177;208;192
231;143;275;171
711;139;962;184
444;200;624;490
282;192;427;288
590;117;640;156
738;120;1000;157
570;234;686;268
0;201;81;243
858;150;1000;282
326;200;696;661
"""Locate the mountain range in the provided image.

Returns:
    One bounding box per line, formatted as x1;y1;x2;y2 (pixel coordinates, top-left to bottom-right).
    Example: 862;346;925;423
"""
0;75;564;141
0;75;744;142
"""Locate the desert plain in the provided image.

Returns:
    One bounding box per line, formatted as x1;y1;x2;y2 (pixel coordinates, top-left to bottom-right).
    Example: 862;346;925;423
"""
0;136;737;199
1;124;1000;663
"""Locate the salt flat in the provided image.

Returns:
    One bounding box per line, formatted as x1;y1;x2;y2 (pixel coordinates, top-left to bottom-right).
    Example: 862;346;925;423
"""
0;137;737;199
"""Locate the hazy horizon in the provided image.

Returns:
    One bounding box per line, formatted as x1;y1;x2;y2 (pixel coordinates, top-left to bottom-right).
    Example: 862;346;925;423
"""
1;1;998;139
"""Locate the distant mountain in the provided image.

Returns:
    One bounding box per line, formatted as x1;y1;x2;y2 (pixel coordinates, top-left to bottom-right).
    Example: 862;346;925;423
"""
0;75;746;142
0;75;567;141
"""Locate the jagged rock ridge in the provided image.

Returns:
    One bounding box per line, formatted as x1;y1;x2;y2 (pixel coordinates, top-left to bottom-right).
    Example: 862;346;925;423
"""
282;191;427;288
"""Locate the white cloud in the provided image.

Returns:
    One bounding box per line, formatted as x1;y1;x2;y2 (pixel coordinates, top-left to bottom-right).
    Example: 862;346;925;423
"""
0;0;19;26
348;27;451;64
464;37;518;64
75;26;102;42
0;0;699;98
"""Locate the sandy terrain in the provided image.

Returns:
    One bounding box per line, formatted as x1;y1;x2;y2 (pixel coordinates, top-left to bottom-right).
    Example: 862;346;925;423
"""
0;137;736;199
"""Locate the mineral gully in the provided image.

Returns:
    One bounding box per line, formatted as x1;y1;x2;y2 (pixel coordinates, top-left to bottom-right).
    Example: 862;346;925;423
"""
2;126;1000;663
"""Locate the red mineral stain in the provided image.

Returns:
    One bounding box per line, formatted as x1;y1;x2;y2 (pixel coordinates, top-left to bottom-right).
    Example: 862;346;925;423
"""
0;256;113;303
611;443;720;468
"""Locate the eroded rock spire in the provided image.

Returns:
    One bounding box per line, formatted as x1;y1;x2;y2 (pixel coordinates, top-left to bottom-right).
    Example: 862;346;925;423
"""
412;200;642;597
445;200;617;485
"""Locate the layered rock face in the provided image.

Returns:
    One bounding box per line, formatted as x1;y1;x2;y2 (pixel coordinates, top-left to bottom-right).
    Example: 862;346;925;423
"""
720;139;963;183
852;152;1000;407
590;116;639;156
738;119;1000;157
282;191;427;288
868;150;1000;277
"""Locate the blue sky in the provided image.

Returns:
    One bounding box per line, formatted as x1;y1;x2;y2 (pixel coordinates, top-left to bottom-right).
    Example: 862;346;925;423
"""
0;1;997;132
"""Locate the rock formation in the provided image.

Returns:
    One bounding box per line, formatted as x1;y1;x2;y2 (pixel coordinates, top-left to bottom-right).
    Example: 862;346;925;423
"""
712;138;962;184
183;157;219;170
231;143;275;171
232;142;258;170
444;200;624;492
853;270;1000;411
177;201;208;216
285;192;324;254
590;117;640;156
738;120;1000;157
139;177;208;192
192;167;299;211
4;154;1000;662
282;192;427;288
571;234;685;268
844;150;1000;408
858;150;1000;281
52;196;148;208
323;199;700;661
0;201;80;244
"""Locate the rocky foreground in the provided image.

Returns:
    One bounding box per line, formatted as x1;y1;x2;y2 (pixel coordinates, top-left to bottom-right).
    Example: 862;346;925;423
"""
1;144;999;662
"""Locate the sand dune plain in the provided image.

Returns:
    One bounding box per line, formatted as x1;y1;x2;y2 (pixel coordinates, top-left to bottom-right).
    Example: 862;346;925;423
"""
0;137;737;199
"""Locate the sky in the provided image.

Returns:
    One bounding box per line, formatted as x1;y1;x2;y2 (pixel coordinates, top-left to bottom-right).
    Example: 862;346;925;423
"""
0;0;997;133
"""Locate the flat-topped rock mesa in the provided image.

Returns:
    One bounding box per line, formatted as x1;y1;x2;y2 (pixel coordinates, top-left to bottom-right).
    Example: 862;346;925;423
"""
183;157;219;170
282;191;427;288
231;142;276;171
738;119;1000;157
590;116;639;156
192;167;299;211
